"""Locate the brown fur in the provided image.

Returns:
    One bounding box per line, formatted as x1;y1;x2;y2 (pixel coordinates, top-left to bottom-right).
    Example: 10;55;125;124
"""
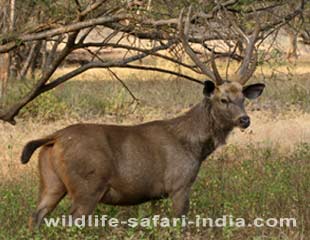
21;81;264;228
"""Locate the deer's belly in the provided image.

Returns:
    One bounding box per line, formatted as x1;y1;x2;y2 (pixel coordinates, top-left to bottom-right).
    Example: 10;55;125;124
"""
100;185;168;206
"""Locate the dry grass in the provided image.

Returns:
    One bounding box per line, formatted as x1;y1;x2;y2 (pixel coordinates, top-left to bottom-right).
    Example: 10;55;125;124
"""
50;49;310;81
228;110;310;149
1;109;310;180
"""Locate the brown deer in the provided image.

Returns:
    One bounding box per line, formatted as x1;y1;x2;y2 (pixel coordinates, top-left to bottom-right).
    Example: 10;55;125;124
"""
21;19;264;229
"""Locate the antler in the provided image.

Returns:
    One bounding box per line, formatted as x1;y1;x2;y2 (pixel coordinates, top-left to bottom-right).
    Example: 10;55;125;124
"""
178;7;223;85
179;6;260;86
211;49;223;85
234;23;261;85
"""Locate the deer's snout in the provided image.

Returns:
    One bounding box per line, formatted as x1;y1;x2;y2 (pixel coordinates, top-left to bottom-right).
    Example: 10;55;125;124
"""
238;116;250;129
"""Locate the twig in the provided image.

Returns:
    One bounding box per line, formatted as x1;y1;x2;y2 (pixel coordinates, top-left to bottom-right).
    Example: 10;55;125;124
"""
107;68;139;102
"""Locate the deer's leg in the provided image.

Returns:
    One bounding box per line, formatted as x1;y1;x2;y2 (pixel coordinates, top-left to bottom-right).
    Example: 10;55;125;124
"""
69;186;108;220
69;200;96;220
29;147;66;230
171;188;190;217
64;167;109;221
30;188;66;229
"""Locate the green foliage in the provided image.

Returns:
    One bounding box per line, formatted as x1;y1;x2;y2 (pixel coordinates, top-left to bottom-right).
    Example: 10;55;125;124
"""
19;91;68;120
15;0;79;34
55;81;134;119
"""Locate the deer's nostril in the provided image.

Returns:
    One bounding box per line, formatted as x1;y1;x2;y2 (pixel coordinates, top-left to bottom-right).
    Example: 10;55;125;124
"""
239;116;250;128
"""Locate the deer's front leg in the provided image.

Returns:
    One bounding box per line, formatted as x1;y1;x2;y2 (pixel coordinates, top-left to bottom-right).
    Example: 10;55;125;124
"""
171;188;190;217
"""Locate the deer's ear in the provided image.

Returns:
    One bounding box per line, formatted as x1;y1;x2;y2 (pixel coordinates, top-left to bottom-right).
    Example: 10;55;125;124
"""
243;83;265;100
203;80;215;97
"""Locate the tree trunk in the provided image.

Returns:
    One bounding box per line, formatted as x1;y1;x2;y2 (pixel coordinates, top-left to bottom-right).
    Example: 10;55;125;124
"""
19;42;39;79
0;0;10;100
287;30;298;60
9;0;15;31
284;24;299;60
0;0;15;100
0;54;10;100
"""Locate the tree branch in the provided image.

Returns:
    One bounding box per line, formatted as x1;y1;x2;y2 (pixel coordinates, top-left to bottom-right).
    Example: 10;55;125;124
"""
178;7;216;79
0;32;79;124
0;38;175;124
0;14;129;53
107;68;139;102
76;41;201;74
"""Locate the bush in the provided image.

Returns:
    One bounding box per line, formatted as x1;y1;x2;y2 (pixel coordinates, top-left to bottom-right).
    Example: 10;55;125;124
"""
19;91;69;121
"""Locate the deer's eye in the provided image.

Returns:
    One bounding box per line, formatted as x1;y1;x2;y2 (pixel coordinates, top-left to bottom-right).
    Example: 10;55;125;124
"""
221;98;229;104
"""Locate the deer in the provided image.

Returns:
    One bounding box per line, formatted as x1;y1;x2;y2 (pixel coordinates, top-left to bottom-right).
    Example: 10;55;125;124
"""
21;13;264;229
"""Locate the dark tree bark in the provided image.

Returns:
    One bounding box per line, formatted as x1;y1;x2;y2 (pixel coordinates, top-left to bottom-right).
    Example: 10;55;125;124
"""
0;0;10;100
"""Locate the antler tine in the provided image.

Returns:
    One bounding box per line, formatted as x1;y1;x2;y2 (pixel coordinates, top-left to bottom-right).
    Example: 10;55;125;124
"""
179;6;218;83
237;22;261;85
211;49;223;85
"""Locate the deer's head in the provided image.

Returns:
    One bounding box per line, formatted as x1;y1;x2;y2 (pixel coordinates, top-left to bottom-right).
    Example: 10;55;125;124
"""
201;46;265;129
180;13;264;129
203;79;264;129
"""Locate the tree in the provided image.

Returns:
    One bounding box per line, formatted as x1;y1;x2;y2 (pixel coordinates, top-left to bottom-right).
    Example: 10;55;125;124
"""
282;1;310;59
0;0;306;125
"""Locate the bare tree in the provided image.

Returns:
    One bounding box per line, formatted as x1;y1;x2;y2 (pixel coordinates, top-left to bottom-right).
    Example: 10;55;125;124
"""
0;0;306;125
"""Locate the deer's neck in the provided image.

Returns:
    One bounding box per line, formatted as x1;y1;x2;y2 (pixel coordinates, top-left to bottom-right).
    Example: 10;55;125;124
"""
167;101;233;161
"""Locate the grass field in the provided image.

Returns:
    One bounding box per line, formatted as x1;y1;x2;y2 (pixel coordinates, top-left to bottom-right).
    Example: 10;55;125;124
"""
0;58;309;239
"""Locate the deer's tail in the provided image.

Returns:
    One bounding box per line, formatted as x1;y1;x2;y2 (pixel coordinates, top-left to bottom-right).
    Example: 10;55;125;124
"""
21;136;55;164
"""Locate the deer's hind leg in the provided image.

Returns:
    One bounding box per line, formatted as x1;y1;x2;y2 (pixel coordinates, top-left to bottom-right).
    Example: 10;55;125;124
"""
63;161;110;220
29;146;66;230
67;172;109;220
